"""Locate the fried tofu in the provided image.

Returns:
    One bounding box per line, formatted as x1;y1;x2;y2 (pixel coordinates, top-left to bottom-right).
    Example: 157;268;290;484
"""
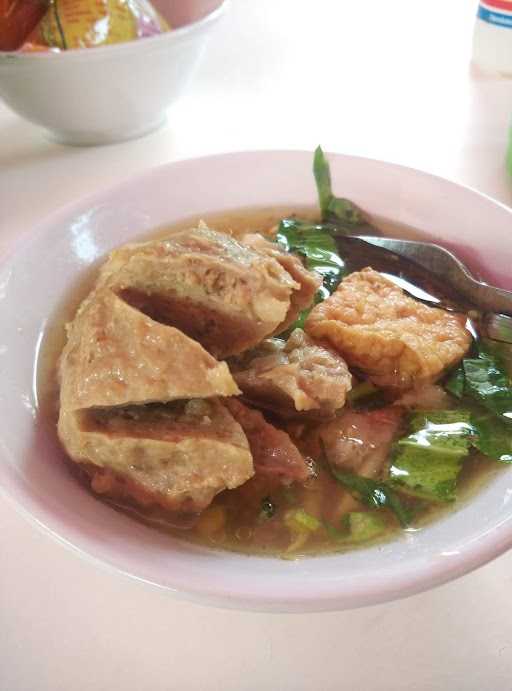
59;289;239;411
58;399;254;513
232;328;352;417
305;268;471;388
96;224;300;358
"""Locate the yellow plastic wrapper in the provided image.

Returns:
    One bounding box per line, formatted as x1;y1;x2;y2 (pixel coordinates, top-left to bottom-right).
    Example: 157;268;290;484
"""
22;0;170;51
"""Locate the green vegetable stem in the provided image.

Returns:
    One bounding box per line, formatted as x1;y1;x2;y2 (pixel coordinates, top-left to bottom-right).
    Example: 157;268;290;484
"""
313;146;363;230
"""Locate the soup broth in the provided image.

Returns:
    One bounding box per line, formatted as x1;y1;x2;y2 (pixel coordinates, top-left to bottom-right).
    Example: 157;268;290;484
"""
38;207;509;557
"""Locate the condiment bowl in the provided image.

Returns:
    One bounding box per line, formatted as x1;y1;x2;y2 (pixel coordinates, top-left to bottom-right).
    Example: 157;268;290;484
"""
0;0;228;145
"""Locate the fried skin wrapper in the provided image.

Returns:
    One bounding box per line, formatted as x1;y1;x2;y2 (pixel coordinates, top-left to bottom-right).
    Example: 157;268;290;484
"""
59;289;238;411
97;225;300;359
58;399;254;513
306;268;471;389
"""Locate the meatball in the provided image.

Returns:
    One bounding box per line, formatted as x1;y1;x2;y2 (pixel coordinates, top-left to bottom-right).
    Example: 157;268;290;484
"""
231;328;352;417
225;398;312;483
317;406;403;480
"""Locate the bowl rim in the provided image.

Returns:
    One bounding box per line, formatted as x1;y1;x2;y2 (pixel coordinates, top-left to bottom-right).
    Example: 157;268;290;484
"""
2;149;512;613
0;0;229;63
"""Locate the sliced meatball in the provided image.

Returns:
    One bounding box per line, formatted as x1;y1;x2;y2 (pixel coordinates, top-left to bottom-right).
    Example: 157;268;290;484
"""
231;329;352;417
305;267;471;388
317;406;403;480
58;399;254;513
59;289;239;412
225;398;312;483
96;224;300;358
240;233;322;333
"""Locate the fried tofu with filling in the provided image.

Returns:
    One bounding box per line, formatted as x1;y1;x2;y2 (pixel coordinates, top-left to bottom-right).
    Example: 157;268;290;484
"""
58;399;254;513
240;233;322;334
95;224;301;358
305;268;471;388
231;328;352;417
59;289;239;411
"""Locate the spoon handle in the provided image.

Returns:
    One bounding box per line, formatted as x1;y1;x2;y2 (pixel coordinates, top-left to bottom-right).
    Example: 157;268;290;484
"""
358;236;512;315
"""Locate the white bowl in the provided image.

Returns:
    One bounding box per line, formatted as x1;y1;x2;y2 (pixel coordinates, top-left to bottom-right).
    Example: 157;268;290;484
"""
0;0;227;145
1;151;512;613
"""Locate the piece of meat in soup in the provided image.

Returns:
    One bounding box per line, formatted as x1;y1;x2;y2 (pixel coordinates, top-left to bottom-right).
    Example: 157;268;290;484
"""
231;328;352;417
305;268;471;389
317;406;404;480
225;398;312;483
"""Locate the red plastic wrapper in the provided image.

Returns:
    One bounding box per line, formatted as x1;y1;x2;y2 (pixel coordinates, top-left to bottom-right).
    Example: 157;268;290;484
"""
0;0;48;50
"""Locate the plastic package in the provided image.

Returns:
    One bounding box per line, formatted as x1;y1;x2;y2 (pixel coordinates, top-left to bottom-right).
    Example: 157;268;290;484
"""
0;0;169;51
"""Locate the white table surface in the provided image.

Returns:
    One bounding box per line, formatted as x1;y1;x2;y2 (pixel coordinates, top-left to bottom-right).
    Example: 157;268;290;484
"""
3;1;512;689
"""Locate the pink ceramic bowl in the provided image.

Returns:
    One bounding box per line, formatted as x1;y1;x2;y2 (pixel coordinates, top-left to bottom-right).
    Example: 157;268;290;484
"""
1;151;512;612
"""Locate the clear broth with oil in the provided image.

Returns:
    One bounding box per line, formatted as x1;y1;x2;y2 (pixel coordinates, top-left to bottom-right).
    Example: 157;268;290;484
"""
37;207;504;557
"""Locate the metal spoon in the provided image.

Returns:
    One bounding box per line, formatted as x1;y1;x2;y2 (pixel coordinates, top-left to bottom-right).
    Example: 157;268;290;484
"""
331;234;512;344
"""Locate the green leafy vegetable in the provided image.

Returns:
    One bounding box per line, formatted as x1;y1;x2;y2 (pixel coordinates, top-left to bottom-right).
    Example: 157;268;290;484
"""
330;468;411;527
323;512;385;543
323;519;348;542
313;146;363;230
442;343;512;463
390;411;474;502
285;509;322;532
347;512;386;541
445;365;465;399
313;145;332;219
463;348;512;421
470;410;512;462
276;217;346;330
276;218;346;297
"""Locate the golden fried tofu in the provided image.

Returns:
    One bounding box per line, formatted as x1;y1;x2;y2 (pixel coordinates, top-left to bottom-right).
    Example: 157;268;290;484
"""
96;224;300;358
240;233;322;334
305;268;471;388
225;398;311;482
58;399;254;513
231;329;352;417
59;289;239;411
